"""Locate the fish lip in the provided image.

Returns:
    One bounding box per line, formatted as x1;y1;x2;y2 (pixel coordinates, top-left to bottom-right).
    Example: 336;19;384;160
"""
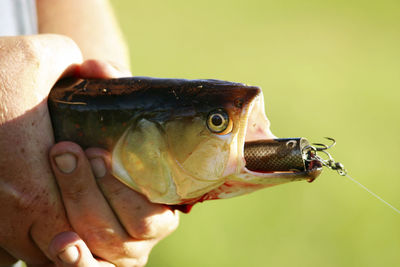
242;165;323;182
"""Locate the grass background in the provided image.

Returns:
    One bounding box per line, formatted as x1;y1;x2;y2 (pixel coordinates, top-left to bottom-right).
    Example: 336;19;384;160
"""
110;1;400;266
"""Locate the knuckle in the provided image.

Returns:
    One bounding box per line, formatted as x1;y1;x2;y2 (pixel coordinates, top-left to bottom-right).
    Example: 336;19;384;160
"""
130;216;158;240
10;184;42;212
82;227;153;266
1;34;80;68
82;227;121;250
15;192;36;211
13;189;34;210
11;36;42;66
166;211;180;234
135;255;149;267
120;242;151;267
129;209;179;240
82;228;149;264
60;183;89;203
104;180;127;198
160;208;180;232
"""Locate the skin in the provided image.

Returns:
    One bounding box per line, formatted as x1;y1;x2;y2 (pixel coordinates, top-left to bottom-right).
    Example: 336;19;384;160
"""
0;0;178;266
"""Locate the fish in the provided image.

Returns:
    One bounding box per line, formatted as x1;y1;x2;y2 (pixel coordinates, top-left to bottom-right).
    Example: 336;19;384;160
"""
48;77;322;210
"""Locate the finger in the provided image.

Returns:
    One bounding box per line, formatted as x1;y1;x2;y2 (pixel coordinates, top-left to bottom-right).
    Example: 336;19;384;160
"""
85;148;179;240
49;142;144;264
77;59;132;79
49;231;115;267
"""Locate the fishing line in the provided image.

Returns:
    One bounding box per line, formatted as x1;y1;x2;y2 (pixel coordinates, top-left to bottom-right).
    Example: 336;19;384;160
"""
305;138;400;215
344;173;400;215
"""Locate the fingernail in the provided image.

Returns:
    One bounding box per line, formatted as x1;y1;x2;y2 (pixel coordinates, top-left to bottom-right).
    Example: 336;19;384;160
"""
58;245;80;264
54;153;77;174
90;157;106;178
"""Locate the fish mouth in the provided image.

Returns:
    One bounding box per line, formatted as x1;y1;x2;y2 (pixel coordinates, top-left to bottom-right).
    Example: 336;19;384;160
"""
236;94;323;183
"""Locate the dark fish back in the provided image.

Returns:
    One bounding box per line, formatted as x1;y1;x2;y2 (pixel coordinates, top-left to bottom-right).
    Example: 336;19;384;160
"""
48;77;260;149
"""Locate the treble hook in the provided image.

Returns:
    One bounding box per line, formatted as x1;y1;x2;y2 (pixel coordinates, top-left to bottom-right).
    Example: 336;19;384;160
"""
303;137;347;176
311;137;336;151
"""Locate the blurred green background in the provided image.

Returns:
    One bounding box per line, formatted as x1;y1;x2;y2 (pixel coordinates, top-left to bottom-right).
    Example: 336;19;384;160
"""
110;1;400;266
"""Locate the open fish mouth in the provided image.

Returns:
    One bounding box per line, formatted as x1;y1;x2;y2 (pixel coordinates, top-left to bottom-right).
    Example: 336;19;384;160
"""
188;90;325;207
227;92;323;187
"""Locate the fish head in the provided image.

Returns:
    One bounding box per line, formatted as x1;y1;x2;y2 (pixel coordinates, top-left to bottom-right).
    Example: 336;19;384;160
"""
110;78;321;206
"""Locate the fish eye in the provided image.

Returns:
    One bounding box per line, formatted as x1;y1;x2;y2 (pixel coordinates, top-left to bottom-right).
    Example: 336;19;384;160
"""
207;109;233;135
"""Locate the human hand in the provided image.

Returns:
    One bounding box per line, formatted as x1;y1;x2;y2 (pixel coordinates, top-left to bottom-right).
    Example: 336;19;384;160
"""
48;142;179;267
0;34;82;265
0;34;131;265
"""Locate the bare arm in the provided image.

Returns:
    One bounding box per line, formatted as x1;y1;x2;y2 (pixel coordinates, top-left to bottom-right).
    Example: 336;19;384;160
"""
36;0;130;69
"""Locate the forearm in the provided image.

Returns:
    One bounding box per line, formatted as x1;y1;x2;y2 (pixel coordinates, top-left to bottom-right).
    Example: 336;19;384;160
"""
36;0;130;69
